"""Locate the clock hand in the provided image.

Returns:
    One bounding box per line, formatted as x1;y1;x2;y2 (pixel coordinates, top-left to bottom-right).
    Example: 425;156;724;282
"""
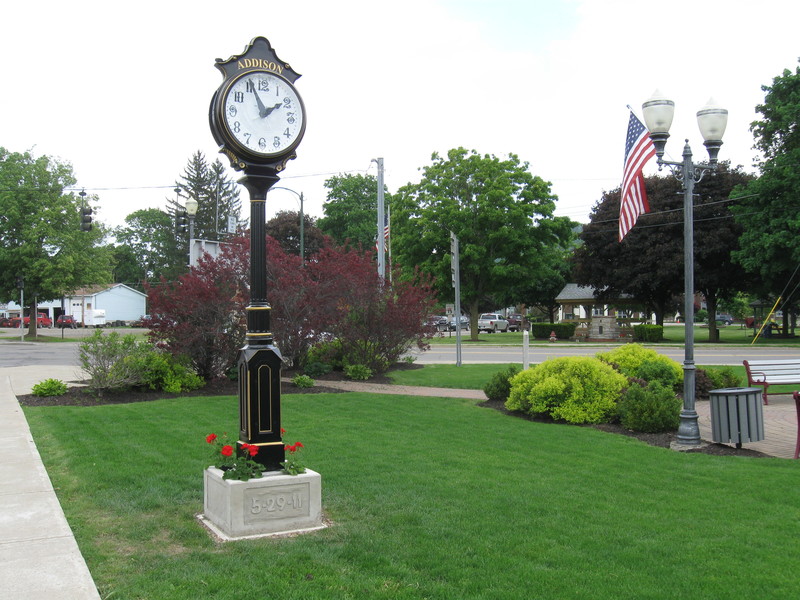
263;102;283;117
250;86;268;117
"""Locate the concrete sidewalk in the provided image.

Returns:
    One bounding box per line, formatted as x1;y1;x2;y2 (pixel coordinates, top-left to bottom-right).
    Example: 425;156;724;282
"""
0;371;100;600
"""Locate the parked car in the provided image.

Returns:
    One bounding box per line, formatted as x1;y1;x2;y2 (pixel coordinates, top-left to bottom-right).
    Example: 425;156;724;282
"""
715;313;734;325
0;317;13;327
478;313;509;333
449;315;469;331
10;312;53;328
427;315;449;331
56;315;78;329
131;315;151;328
507;314;524;332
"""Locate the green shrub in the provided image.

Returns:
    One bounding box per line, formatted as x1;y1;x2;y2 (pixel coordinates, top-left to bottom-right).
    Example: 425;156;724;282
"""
124;350;204;393
79;330;203;394
618;381;681;433
633;324;663;342
506;357;628;424
706;366;742;390
292;374;315;388
530;323;577;339
79;330;149;394
635;359;682;392
303;361;332;378
344;364;372;381
596;344;682;384
483;365;521;403
305;339;344;370
31;378;68;397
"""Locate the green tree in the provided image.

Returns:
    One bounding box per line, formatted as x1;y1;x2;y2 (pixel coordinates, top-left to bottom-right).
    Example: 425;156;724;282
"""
0;148;112;335
171;151;242;243
573;165;753;338
732;60;800;332
113;208;182;286
391;148;572;340
265;210;327;258
318;173;387;249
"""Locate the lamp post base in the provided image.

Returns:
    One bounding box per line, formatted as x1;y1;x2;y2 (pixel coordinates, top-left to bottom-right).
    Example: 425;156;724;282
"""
675;409;702;447
237;343;284;471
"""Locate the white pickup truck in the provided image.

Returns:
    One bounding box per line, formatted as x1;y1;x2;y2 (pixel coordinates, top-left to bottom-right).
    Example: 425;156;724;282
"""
478;313;509;333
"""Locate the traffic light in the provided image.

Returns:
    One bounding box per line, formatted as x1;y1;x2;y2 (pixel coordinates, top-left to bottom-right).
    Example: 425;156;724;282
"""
176;209;188;233
16;275;23;290
80;206;93;231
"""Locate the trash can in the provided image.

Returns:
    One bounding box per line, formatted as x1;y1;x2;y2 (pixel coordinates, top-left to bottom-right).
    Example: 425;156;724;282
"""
709;387;765;448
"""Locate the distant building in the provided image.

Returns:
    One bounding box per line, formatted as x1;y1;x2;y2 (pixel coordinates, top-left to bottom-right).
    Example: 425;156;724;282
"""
64;284;147;324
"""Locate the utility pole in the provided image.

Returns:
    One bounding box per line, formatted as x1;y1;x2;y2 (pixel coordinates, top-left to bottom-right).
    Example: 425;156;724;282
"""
372;157;385;280
450;231;462;367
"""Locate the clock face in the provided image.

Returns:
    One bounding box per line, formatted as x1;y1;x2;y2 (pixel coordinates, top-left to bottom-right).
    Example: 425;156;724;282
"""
220;71;305;157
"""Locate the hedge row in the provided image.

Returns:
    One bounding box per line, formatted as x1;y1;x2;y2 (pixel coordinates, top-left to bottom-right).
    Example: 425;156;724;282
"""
633;324;663;342
530;323;577;339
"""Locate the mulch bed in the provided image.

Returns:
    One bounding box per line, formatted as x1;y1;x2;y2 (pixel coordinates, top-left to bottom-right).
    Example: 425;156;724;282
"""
17;362;768;457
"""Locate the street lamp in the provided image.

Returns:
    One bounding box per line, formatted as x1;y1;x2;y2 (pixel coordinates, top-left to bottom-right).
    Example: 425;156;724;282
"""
642;91;728;446
185;196;199;243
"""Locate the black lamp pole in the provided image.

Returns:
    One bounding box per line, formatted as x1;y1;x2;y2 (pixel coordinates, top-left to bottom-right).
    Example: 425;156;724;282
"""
235;170;285;471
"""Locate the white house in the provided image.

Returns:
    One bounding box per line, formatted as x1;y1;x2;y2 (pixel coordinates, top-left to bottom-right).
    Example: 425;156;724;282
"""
64;284;147;324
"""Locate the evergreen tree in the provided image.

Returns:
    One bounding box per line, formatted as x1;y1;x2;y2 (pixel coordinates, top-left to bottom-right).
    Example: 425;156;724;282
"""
169;151;242;243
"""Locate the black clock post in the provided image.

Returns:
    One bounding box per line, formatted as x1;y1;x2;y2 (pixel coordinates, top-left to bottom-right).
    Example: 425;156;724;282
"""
208;37;306;471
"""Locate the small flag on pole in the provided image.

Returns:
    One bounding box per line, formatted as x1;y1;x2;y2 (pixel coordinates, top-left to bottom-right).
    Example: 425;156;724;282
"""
375;210;389;252
619;111;656;241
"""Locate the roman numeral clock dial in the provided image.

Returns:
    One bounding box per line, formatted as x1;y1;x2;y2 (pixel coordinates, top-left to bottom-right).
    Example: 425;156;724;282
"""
219;71;306;159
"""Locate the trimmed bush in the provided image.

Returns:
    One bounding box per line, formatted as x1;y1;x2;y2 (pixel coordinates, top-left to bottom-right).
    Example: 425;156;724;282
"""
530;323;577;339
305;339;345;371
506;357;628;424
635;359;682;392
123;350;204;394
483;365;521;403
31;378;68;397
696;366;743;399
618;381;681;433
303;361;332;378
292;374;315;388
633;324;663;342
344;364;372;381
706;365;742;390
596;344;682;388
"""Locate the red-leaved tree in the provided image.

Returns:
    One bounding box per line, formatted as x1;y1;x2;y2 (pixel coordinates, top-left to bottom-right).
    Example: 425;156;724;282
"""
145;242;248;380
146;233;437;377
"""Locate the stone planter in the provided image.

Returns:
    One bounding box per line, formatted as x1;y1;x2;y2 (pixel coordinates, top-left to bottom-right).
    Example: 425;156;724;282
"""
201;467;324;540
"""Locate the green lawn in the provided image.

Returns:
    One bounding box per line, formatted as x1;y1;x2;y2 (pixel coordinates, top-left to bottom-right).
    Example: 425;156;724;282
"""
24;392;800;599
428;325;800;346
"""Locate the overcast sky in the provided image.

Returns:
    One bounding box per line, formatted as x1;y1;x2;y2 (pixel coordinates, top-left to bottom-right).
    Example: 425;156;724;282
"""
2;0;798;230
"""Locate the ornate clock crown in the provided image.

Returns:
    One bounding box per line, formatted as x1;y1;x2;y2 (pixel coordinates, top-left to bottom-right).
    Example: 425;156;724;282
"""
214;36;302;83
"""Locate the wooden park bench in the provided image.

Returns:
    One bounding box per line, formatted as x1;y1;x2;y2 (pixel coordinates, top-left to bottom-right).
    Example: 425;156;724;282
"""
743;359;800;405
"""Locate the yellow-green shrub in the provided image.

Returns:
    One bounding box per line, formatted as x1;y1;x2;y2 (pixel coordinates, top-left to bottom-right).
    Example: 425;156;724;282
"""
596;344;682;386
506;357;628;424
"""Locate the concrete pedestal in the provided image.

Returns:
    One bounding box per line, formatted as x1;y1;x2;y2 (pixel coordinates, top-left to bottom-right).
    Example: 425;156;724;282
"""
201;467;324;540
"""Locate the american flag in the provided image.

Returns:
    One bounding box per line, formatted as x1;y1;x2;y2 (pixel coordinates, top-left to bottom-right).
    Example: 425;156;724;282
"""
375;210;390;252
619;111;656;241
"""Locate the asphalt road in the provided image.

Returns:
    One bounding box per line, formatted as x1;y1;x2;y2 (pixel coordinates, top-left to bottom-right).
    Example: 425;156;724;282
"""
1;331;797;368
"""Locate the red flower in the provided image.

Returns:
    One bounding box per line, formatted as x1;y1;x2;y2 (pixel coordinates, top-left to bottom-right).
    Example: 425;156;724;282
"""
280;428;286;435
221;445;234;457
295;442;304;449
285;442;304;453
244;444;259;457
206;433;217;444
